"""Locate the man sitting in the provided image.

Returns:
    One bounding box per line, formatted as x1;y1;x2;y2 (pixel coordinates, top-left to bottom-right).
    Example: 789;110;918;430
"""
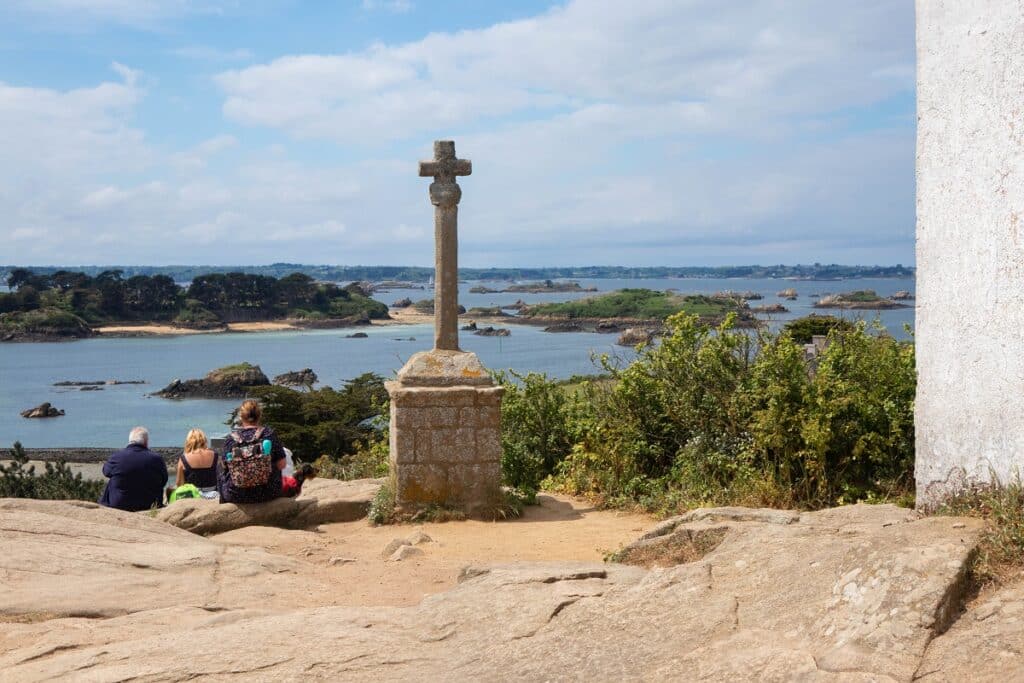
99;426;168;512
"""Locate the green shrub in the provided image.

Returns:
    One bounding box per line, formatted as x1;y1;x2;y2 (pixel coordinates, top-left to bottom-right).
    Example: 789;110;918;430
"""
541;313;916;512
493;370;596;500
250;373;388;469
526;289;744;320
783;315;855;344
0;442;105;501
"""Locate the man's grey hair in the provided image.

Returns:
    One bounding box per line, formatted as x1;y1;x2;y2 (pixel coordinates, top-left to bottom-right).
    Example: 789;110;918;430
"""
128;426;149;447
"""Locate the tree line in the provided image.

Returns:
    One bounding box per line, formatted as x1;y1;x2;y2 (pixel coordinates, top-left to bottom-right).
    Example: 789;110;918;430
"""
1;268;387;325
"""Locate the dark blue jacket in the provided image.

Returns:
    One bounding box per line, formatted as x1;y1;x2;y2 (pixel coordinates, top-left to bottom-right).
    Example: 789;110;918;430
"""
99;443;168;512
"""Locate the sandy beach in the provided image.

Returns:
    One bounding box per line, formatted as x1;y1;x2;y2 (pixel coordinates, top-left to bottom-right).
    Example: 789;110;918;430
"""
95;310;517;336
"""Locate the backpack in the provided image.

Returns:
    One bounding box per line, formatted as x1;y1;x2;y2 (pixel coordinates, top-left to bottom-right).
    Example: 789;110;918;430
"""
223;427;271;489
169;483;201;503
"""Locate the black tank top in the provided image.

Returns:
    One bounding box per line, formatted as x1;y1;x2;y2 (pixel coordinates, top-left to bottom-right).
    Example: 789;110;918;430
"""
180;451;218;489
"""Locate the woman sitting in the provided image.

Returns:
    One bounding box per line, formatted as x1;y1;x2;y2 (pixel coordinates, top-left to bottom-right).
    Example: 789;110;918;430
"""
218;399;287;504
175;428;219;500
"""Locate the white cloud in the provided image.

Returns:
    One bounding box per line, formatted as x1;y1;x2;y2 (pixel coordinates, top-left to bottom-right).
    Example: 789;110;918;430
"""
217;0;913;145
0;1;916;266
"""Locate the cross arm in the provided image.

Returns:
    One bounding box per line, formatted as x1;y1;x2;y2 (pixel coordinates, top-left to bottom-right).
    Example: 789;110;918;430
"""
419;159;472;178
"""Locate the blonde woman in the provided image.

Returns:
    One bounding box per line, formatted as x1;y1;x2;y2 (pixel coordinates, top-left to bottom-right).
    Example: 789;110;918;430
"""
175;428;219;500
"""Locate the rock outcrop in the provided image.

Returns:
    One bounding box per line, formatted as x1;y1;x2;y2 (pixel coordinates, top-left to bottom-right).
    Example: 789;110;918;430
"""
777;287;798;298
751;303;788;313
472;326;510;337
616;327;656;346
20;402;64;418
0;502;995;681
392;297;413;308
272;368;318;388
154;362;270;399
155;478;381;535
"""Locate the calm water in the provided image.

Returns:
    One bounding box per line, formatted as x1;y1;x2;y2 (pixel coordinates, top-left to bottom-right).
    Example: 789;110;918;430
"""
0;277;913;447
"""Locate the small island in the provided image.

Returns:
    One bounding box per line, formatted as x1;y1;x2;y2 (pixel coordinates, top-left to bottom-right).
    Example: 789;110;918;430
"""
469;280;598;294
519;289;757;330
155;362;271;399
0;269;389;341
813;290;911;310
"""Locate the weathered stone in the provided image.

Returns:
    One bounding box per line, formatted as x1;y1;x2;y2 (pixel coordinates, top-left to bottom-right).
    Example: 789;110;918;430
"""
0;503;990;681
406;530;433;545
20;402;64;418
395;349;493;387
388;545;424;562
154;478;381;535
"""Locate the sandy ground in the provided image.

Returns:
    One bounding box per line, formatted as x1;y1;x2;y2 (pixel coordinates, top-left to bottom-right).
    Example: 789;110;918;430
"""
93;309;518;335
95;321;301;335
213;493;652;608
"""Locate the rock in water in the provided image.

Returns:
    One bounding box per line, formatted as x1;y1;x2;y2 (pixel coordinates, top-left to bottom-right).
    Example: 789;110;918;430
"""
391;297;413;308
616;328;655;346
472;326;510;337
154;362;270;399
20;402;64;418
273;368;318;388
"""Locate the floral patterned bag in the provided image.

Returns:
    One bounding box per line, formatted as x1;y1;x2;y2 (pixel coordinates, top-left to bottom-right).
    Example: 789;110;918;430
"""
223;427;271;489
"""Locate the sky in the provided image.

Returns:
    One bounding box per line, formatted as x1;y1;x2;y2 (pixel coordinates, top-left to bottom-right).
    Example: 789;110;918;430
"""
0;0;916;268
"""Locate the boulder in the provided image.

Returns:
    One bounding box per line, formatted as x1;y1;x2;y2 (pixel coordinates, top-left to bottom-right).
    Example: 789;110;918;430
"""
272;368;318;388
460;321;478;331
391;297;413;308
472;326;510;337
346;332;369;338
0;498;335;621
154;478;382;535
0;502;989;681
20;402;64;418
543;321;585;333
154;362;270;399
891;290;915;300
777;288;798;298
616;327;655;346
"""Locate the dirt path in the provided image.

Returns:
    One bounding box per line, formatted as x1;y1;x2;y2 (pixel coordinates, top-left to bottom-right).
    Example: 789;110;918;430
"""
213;493;653;607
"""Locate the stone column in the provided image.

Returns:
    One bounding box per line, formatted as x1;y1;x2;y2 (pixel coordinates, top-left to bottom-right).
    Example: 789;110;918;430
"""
915;0;1024;507
385;140;504;515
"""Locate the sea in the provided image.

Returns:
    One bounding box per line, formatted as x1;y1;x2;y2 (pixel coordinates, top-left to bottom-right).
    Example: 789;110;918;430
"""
0;277;914;448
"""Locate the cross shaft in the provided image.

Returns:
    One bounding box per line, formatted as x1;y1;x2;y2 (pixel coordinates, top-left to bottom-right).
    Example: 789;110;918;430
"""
418;140;471;351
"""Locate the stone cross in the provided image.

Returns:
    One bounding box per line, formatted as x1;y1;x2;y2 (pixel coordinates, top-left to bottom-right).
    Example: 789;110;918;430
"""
419;140;472;351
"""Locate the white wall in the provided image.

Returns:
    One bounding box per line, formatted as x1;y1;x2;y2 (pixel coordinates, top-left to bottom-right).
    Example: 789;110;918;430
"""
916;0;1024;507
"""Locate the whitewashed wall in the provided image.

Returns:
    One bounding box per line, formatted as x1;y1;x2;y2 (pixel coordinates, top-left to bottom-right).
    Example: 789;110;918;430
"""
915;0;1024;507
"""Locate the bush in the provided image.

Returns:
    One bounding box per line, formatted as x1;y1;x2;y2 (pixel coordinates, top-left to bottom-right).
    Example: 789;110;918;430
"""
783;315;855;344
0;442;105;501
493;370;596;500
539;313;916;512
250;373;388;466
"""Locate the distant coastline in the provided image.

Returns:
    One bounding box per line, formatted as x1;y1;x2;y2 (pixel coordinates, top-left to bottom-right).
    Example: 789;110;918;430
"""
1;263;915;285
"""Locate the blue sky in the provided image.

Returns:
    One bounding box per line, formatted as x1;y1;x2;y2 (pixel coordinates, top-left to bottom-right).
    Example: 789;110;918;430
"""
0;0;916;267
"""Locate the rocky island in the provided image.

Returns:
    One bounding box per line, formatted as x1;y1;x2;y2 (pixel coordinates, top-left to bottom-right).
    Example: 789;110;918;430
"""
814;290;911;310
469;280;598;294
155;362;271;399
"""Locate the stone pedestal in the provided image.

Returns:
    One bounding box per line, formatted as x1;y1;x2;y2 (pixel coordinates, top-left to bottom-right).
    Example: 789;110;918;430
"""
386;349;503;514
